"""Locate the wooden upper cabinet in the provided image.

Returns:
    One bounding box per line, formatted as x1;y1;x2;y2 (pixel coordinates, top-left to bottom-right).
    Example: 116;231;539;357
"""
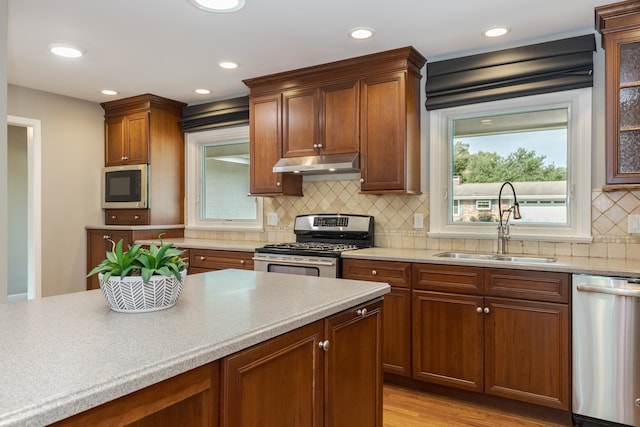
596;1;640;186
104;110;149;166
243;46;426;195
249;93;302;196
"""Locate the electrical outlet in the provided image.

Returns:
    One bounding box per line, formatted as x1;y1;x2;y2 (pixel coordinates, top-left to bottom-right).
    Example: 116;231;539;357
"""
267;212;278;226
629;214;640;234
413;213;424;229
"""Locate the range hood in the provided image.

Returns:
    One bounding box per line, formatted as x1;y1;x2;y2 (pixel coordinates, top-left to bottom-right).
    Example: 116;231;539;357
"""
272;153;360;175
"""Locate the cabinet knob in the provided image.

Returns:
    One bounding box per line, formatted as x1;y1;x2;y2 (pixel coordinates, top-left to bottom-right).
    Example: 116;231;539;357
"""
313;143;318;149
276;181;282;187
199;256;206;261
635;398;640;407
240;260;245;265
318;340;330;351
111;215;117;219
371;270;377;276
103;235;111;240
357;308;368;317
360;178;365;183
134;215;139;220
317;143;323;149
484;307;490;314
476;307;483;313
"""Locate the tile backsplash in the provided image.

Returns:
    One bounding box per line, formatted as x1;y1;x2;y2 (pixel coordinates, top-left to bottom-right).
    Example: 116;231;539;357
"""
185;180;640;260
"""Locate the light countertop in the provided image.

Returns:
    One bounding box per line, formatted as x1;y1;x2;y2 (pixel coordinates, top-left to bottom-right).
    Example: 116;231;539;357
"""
0;270;389;427
341;247;640;278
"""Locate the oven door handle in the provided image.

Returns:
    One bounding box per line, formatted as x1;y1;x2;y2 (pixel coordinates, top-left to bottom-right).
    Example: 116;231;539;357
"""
252;256;336;267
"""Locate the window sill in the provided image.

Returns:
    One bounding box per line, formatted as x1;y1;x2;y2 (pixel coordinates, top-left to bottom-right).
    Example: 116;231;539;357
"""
185;224;264;233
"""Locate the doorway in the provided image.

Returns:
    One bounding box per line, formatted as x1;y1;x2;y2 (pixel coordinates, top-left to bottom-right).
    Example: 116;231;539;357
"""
7;115;41;300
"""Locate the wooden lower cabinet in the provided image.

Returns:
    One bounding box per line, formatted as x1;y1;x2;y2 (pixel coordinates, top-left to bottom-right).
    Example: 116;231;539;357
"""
342;259;412;377
51;362;220;427
411;263;571;410
220;299;383;427
188;249;254;274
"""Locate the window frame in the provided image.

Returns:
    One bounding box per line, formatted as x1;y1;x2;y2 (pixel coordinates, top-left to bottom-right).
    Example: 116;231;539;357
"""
428;88;592;242
185;125;264;231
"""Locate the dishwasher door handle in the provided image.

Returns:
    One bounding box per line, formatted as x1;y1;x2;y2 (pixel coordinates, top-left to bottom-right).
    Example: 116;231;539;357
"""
576;283;640;297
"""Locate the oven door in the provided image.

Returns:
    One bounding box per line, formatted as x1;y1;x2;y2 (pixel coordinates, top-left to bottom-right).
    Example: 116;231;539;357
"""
253;253;338;278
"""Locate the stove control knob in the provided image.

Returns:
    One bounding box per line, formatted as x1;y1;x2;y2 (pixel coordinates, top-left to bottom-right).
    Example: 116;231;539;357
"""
318;340;330;352
357;308;368;317
371;270;377;276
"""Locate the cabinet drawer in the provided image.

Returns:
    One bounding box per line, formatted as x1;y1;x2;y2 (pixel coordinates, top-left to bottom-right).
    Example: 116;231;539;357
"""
105;209;150;225
342;259;411;288
413;263;483;294
189;249;254;271
484;269;569;303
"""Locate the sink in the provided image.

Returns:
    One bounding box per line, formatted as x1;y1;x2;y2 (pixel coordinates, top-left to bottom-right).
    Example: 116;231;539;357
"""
434;252;556;263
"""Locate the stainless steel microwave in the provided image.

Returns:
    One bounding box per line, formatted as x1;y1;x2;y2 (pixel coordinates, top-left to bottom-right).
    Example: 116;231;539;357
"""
102;164;148;209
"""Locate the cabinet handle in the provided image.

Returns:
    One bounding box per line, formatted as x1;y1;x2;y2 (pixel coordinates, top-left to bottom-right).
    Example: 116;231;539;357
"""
476;307;483;313
240;260;245;265
276;181;282;187
318;340;330;351
199;256;206;261
371;270;377;276
103;235;111;240
484;307;490;314
357;308;368;317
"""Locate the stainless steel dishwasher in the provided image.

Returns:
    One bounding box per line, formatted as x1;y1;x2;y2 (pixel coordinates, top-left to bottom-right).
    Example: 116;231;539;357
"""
572;274;640;427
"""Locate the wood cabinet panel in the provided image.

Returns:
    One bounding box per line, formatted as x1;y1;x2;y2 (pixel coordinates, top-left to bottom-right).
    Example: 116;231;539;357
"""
282;88;317;157
380;287;412;377
221;321;324;427
324;299;383;427
319;80;360;155
51;362;219;427
484;297;569;409
412;290;484;392
105;209;150;226
413;263;483;294
249;93;302;196
342;258;411;288
188;249;254;273
484;268;569;303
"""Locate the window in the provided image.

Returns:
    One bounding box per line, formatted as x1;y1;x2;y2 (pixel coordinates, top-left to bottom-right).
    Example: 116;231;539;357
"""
429;88;592;242
185;125;263;231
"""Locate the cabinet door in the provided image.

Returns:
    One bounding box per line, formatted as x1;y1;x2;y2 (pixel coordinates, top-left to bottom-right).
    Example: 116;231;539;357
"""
484;297;569;410
86;229;132;290
360;71;406;192
604;30;640;184
249;93;302;196
124;112;149;164
319;80;360;155
221;321;324;427
412;290;484;392
324;299;383;427
282;87;317;157
104;116;126;166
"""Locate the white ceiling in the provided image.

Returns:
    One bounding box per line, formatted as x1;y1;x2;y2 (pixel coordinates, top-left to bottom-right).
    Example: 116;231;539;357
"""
7;0;607;106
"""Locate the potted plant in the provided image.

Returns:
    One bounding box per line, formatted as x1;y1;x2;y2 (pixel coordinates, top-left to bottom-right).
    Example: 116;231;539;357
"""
87;237;189;313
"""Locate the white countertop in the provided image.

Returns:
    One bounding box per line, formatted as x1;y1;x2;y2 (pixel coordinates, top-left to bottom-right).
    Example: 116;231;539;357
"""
0;270;389;427
342;247;640;278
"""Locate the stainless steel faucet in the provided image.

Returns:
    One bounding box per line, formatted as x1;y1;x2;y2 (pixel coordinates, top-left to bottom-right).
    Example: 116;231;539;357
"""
497;181;522;254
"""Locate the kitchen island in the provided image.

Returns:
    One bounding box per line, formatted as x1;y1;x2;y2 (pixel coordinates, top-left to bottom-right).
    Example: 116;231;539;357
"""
0;269;389;426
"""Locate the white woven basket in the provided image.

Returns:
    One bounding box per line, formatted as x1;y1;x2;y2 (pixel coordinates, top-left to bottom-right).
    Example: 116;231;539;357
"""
98;270;186;313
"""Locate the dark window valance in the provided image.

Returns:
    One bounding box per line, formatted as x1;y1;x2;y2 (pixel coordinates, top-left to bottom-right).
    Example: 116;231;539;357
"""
180;96;249;132
425;34;596;110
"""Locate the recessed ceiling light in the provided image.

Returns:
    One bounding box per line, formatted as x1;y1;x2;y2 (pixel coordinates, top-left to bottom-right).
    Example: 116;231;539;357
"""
49;43;85;58
188;0;245;13
483;27;510;38
195;89;211;94
219;61;239;69
349;27;375;40
101;89;118;96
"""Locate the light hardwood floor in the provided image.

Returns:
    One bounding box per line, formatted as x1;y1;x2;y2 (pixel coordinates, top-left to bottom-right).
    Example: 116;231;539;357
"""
383;384;572;427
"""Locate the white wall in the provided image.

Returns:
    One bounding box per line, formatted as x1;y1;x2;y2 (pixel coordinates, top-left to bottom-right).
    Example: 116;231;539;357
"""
1;0;8;303
7;125;27;296
7;85;104;296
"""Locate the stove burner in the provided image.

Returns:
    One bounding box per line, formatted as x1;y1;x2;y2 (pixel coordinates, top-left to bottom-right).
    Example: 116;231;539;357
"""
262;242;360;252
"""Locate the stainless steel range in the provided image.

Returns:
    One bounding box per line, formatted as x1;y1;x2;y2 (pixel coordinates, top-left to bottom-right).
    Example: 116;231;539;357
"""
253;214;374;278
